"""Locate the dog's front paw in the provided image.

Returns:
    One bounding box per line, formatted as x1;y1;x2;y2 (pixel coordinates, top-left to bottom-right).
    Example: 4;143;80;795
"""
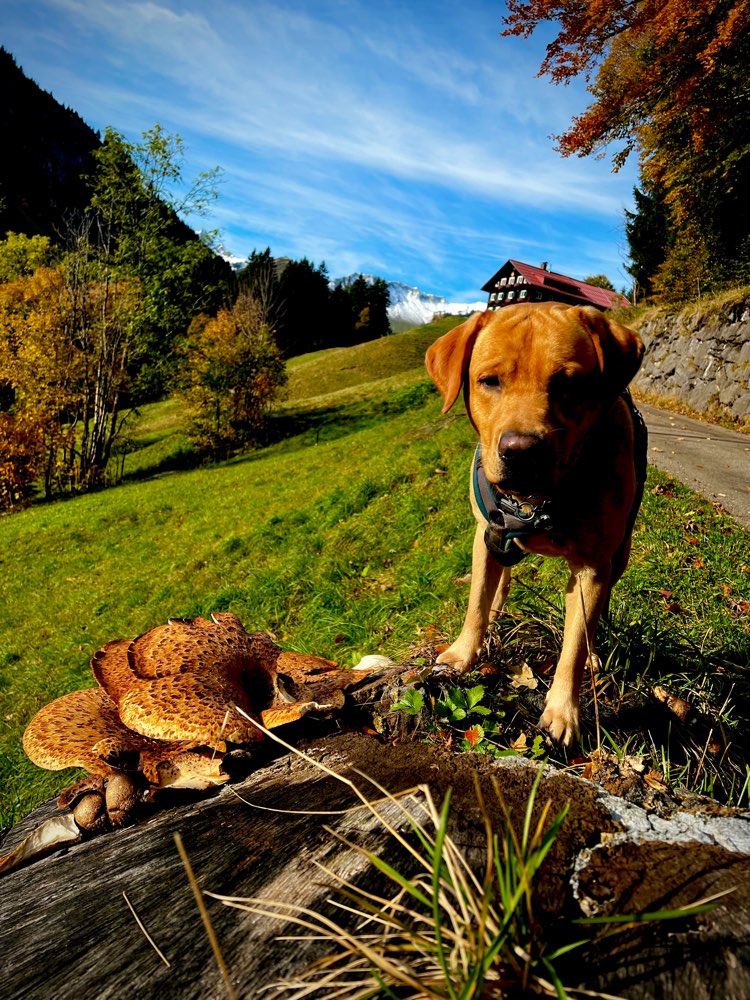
539;693;580;747
433;641;480;676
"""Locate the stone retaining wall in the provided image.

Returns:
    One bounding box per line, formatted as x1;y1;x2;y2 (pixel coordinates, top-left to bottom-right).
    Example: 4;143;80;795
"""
632;291;750;421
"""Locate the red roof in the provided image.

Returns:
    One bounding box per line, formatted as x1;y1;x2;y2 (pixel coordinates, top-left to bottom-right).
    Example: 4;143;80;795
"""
483;259;629;310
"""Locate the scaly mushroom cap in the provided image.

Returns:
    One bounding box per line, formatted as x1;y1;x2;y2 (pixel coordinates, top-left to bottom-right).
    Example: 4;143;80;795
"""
22;686;196;783
92;613;280;748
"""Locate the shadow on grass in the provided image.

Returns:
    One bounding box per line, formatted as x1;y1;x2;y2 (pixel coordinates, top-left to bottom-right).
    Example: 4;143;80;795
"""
116;382;441;482
120;444;203;482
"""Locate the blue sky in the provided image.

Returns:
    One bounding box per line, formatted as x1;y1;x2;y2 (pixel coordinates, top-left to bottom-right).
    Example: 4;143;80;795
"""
1;0;639;300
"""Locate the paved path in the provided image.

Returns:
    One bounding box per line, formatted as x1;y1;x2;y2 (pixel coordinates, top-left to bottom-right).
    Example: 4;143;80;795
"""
638;402;750;528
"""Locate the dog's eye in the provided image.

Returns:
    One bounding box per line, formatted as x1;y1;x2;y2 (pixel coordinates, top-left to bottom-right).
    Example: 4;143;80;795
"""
552;372;590;411
478;375;501;389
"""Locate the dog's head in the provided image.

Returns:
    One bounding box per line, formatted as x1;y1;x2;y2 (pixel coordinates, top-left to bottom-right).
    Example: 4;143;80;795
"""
425;302;643;497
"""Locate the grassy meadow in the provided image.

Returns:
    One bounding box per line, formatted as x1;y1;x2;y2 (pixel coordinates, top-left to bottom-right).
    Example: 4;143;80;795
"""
1;316;749;829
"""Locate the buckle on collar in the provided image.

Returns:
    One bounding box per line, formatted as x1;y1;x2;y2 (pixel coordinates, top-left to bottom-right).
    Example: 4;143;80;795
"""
494;493;554;531
472;445;555;566
484;497;555;566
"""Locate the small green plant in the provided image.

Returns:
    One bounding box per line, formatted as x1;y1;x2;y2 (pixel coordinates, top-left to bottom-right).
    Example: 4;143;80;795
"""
391;688;425;716
435;684;492;724
462;725;547;761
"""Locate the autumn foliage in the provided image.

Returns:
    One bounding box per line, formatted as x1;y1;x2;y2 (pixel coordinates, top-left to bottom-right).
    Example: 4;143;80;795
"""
177;291;287;458
0;265;138;502
503;1;750;298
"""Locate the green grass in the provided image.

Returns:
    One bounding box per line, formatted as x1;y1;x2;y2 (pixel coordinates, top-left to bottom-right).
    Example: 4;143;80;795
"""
1;317;749;828
282;315;459;406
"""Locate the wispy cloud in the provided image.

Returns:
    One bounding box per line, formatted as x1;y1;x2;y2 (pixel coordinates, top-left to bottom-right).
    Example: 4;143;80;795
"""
1;0;638;294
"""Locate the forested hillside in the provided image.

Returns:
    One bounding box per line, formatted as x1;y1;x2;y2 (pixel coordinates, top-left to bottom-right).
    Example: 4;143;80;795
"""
0;48;101;237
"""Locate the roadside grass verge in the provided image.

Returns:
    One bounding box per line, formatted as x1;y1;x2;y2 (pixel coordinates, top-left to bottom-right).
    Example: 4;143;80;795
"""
1;318;748;829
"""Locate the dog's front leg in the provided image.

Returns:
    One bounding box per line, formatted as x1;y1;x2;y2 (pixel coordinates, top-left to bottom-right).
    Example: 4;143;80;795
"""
436;523;510;674
539;563;610;746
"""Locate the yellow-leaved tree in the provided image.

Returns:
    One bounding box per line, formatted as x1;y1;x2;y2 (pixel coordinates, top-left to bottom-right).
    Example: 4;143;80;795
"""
0;264;141;505
178;291;287;458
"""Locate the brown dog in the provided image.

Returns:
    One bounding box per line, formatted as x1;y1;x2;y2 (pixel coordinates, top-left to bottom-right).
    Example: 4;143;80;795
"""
425;302;645;745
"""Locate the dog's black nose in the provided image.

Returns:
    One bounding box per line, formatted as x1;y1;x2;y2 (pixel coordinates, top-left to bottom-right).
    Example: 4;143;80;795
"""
498;431;543;461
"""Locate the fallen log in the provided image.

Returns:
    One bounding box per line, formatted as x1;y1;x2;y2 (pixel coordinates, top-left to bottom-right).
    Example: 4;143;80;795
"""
2;731;750;999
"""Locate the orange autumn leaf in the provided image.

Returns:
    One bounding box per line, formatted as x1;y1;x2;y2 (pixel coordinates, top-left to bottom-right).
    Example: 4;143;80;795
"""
464;726;483;747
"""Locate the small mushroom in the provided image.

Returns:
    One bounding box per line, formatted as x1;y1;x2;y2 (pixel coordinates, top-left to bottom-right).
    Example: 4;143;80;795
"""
58;776;110;833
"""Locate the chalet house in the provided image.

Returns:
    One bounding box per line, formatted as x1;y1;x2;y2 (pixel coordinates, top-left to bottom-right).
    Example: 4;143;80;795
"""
482;260;629;311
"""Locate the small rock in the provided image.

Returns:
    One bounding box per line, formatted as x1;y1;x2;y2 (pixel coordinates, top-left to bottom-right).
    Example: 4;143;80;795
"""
352;654;397;671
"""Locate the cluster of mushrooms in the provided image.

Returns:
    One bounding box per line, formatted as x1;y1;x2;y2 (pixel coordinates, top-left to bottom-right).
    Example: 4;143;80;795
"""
2;613;390;874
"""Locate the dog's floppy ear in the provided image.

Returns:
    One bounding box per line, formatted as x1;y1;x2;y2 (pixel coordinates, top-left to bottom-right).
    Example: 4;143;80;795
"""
578;307;644;399
425;311;493;413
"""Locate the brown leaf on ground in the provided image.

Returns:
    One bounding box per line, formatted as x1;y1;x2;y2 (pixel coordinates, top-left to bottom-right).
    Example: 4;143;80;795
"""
509;662;538;689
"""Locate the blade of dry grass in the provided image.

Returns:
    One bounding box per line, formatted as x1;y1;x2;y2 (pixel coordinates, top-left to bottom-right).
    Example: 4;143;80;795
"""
174;831;238;1000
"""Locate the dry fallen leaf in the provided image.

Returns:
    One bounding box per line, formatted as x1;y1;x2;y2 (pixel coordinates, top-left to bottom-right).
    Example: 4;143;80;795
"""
644;770;669;791
464;726;483;747
509;662;538;690
479;662;499;677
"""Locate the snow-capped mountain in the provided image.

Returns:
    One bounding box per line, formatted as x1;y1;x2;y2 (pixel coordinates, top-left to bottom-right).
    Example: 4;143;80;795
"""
219;251;485;327
384;280;484;326
335;274;484;327
216;245;247;272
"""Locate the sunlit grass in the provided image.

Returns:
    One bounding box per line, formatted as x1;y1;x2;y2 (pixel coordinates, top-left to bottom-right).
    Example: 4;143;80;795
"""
283;316;459;404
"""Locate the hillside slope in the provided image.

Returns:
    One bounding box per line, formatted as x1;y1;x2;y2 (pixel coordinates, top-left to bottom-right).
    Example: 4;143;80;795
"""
284;314;461;406
0;47;100;236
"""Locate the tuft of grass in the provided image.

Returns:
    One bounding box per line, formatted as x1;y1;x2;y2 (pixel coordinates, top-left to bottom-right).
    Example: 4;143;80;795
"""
220;777;573;997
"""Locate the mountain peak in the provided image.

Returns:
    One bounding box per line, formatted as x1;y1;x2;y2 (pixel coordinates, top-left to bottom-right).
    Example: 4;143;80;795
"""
335;274;484;326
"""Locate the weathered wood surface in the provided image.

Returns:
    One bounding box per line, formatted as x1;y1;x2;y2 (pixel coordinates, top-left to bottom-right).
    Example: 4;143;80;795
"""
3;732;750;999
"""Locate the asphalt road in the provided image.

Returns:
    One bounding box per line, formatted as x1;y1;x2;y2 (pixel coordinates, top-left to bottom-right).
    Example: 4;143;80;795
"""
638;402;750;529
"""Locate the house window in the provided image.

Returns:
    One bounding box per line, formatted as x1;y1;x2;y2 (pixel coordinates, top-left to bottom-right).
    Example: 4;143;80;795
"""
497;291;505;301
490;292;497;301
516;275;524;285
508;290;515;300
500;277;507;286
519;289;528;299
533;291;542;301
